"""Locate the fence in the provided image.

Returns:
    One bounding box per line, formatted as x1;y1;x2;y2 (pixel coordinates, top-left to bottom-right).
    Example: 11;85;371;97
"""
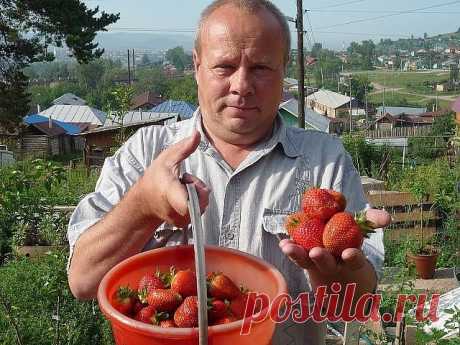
366;126;432;139
367;190;438;241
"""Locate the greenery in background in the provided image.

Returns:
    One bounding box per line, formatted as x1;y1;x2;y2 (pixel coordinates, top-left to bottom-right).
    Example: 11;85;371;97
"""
0;250;114;345
341;134;399;180
104;85;136;151
0;159;98;262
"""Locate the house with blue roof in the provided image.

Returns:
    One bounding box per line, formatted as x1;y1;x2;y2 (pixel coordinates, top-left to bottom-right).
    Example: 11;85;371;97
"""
21;114;90;157
150;100;197;121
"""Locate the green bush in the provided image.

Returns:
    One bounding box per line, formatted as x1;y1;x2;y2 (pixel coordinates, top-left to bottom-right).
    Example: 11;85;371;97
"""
0;250;114;345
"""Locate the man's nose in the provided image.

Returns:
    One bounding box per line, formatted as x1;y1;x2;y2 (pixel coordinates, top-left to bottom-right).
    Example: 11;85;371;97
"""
229;67;254;97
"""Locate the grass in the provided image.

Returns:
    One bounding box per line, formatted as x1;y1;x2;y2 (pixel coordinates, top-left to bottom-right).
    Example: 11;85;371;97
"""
356;70;449;89
367;90;432;108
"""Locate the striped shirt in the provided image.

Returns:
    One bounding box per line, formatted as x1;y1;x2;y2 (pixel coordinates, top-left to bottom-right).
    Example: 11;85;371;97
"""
68;110;384;345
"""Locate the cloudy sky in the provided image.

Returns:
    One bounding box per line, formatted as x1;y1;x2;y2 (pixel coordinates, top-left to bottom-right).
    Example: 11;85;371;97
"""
84;0;460;49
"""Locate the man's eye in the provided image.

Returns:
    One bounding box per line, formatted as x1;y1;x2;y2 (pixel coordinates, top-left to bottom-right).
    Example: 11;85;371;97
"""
215;65;234;73
253;65;269;71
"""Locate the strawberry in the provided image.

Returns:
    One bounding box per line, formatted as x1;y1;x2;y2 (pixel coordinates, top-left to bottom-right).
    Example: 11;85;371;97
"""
146;289;183;312
323;212;375;257
327;189;346;212
291;217;325;250
132;298;146;316
301;188;342;221
159;319;176;328
111;286;135;316
284;212;311;236
171;269;197;298
138;270;166;294
208;298;228;321
174;296;199;328
207;273;240;300
213;314;238;325
134;305;158;324
229;291;259;319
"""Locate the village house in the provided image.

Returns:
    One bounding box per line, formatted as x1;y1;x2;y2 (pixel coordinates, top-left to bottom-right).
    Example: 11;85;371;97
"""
130;91;163;111
305;89;365;118
278;98;344;135
150;100;197;121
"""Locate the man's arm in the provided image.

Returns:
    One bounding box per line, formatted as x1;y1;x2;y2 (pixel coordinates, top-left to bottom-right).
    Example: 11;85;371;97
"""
68;131;210;299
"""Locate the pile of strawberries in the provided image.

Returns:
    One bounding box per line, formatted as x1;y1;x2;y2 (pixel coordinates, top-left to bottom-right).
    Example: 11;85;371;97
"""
285;188;375;257
111;267;258;328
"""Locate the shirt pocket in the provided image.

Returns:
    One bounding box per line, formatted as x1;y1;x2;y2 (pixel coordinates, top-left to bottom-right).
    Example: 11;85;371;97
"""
261;208;306;295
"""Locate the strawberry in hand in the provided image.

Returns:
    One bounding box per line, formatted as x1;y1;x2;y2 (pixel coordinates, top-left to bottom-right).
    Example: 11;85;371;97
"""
322;211;375;257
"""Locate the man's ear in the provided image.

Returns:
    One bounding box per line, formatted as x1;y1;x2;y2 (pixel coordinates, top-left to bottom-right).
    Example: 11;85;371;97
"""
193;49;201;85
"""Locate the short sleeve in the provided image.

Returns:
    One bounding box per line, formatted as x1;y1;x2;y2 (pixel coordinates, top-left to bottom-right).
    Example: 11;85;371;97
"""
66;127;151;270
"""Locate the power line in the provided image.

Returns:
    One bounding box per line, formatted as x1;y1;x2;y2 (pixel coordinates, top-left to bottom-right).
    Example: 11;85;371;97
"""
314;0;460;30
310;10;460;14
311;0;366;10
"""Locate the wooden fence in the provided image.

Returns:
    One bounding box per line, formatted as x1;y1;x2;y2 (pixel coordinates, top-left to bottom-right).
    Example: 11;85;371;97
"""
367;190;438;241
366;126;432;139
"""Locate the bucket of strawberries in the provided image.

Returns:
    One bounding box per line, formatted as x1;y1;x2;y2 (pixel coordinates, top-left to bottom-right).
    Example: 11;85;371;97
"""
97;244;288;345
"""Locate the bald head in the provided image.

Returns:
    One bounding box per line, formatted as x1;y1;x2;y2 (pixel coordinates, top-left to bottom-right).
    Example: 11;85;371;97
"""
195;0;291;67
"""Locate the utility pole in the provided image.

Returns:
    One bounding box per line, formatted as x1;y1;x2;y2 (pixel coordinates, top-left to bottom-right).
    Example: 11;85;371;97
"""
349;75;352;133
365;84;368;134
132;49;136;83
127;49;131;85
297;0;305;129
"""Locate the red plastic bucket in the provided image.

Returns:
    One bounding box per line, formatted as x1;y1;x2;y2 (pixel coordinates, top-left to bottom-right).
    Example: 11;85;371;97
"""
97;245;288;345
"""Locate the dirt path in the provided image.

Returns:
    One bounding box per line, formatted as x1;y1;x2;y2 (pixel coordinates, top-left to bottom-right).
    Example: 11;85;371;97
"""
370;82;459;101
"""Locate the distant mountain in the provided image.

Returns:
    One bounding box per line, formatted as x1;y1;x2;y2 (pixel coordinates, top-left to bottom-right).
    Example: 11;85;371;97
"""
95;32;194;52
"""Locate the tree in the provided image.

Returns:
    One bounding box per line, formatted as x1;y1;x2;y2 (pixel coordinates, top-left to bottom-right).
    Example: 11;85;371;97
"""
0;0;119;126
165;76;198;105
349;75;373;103
141;54;151;66
165;47;192;72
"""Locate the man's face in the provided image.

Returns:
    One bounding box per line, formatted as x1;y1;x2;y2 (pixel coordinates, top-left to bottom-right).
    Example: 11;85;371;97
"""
194;5;285;146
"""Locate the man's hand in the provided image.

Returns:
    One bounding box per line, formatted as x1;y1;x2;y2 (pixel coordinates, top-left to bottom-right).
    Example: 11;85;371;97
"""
279;208;391;295
135;131;211;228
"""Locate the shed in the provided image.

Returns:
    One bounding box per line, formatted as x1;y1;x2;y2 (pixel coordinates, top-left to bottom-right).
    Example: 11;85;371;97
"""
80;112;177;168
21;115;89;157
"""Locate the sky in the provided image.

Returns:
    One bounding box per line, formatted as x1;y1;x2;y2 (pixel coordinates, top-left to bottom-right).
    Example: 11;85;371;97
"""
83;0;460;50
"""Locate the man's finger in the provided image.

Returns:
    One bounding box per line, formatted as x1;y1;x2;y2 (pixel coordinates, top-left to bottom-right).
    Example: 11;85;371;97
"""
165;131;201;166
279;240;314;269
308;247;339;275
341;248;367;271
181;173;211;213
365;208;391;228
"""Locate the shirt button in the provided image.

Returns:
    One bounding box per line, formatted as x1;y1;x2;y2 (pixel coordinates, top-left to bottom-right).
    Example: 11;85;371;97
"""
225;232;234;240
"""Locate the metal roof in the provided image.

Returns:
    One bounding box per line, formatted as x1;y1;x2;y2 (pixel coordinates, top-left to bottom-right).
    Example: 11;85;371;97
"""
306;89;355;109
279;98;331;133
40;105;106;126
82;113;177;135
24;114;83;135
103;111;178;127
52;93;86;106
150;100;197;120
376;106;427;117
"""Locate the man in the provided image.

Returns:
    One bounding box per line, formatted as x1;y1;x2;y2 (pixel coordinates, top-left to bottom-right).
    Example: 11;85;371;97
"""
68;0;390;343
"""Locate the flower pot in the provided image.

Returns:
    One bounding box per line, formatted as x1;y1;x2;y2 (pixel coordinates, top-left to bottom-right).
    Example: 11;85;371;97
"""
407;252;438;279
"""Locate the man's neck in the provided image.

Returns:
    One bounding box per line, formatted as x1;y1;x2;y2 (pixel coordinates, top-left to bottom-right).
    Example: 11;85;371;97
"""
201;119;274;170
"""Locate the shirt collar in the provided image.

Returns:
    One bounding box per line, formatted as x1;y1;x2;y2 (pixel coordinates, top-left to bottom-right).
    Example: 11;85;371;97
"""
182;107;302;158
